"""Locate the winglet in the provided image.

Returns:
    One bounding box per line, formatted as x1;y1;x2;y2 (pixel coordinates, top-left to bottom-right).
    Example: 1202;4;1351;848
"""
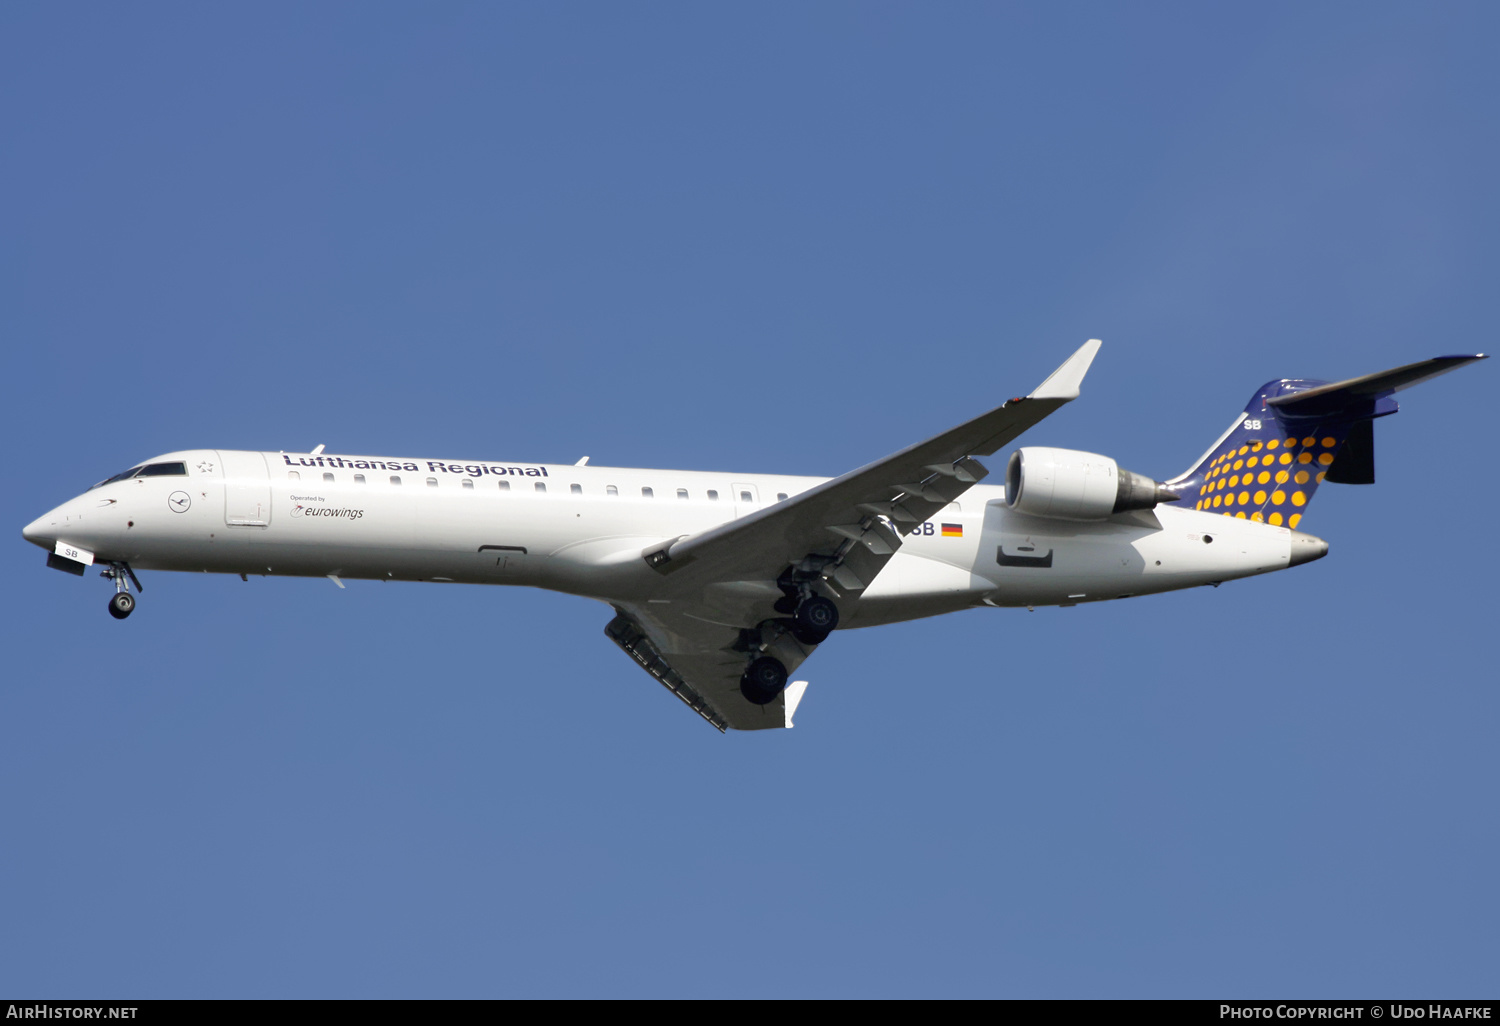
784;680;809;728
1028;339;1102;401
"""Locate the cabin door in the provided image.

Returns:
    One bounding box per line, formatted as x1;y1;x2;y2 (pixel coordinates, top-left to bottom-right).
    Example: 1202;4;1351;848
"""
218;450;272;527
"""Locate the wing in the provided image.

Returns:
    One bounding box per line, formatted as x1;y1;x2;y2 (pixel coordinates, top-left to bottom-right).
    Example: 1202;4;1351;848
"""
642;339;1102;603
605;605;809;732
600;340;1104;731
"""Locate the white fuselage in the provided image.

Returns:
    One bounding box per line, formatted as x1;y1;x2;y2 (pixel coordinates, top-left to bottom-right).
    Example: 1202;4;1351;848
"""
23;449;1306;626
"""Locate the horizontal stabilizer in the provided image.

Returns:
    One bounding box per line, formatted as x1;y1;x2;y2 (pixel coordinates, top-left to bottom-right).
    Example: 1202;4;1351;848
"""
1267;354;1486;416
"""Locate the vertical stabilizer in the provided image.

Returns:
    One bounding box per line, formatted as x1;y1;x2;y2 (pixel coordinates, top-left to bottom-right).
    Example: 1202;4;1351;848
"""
1166;354;1485;528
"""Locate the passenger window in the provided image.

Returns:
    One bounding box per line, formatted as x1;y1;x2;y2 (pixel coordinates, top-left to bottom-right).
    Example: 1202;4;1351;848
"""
323;473;335;483
535;482;546;493
571;483;582;495
677;488;689;500
607;485;618;496
288;471;300;481
707;490;718;501
642;487;654;498
462;479;473;490
740;490;753;502
498;481;510;491
426;477;439;488
777;492;788;501
354;474;365;484
390;476;402;486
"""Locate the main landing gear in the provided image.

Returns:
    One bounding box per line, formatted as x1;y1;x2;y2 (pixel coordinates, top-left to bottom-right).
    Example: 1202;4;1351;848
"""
739;592;838;705
740;656;789;706
789;595;839;646
101;562;143;620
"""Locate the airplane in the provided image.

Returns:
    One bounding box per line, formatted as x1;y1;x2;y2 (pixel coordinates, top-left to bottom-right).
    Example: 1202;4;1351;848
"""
20;342;1486;732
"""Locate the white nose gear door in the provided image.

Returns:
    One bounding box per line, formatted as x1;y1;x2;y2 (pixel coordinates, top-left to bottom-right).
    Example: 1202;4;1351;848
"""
218;450;271;526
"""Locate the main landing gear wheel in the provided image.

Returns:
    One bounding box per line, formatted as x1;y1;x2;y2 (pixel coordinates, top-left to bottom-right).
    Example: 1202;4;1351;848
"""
108;592;135;619
740;656;788;706
790;595;839;646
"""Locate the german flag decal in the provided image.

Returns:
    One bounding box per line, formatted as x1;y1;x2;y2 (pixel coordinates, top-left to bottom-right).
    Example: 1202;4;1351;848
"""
941;523;963;538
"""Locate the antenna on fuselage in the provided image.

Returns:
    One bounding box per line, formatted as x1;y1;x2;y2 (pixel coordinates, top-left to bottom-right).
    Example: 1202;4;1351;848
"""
311;444;325;455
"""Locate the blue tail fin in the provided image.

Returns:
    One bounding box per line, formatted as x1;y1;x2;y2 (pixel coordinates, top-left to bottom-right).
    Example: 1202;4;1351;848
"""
1168;354;1486;528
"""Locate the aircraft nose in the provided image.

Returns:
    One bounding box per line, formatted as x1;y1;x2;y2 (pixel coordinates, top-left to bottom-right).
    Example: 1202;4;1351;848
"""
22;513;55;550
1288;530;1329;567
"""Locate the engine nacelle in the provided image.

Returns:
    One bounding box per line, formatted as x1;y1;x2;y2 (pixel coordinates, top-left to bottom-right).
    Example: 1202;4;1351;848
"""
1005;447;1178;521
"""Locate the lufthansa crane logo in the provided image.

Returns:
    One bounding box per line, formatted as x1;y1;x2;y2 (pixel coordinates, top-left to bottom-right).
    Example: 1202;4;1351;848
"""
168;491;191;513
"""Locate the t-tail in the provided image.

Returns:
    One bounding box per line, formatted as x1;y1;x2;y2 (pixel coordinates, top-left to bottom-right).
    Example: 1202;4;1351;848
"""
1167;354;1487;528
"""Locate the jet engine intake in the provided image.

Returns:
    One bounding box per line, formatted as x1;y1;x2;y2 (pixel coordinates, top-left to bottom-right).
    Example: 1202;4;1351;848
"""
1005;446;1178;521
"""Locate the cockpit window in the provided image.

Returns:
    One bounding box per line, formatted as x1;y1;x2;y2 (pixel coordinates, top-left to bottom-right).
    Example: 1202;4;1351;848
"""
92;466;143;489
135;462;187;477
90;461;187;489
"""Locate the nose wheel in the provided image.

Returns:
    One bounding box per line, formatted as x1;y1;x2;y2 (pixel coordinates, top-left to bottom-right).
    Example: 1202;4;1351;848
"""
101;561;143;620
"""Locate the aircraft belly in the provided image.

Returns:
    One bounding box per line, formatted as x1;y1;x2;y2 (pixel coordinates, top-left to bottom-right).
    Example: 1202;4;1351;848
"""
845;553;990;627
844;591;986;628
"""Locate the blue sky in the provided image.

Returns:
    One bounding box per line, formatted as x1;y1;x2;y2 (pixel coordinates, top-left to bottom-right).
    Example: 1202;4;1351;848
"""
3;2;1496;998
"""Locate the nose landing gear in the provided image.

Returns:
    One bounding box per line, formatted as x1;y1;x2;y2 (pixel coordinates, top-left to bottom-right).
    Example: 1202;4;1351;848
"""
101;562;143;620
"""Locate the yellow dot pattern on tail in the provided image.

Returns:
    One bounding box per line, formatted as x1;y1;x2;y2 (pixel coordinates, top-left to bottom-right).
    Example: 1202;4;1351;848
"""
1178;377;1357;529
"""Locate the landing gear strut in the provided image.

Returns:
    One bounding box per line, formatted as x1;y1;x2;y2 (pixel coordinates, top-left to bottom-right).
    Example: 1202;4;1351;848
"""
101;562;142;620
740;656;788;705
